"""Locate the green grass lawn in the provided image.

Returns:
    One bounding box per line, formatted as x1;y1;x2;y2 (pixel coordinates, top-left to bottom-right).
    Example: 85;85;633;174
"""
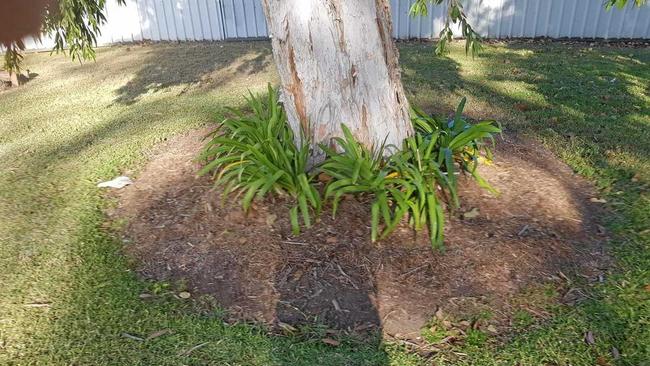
0;40;648;365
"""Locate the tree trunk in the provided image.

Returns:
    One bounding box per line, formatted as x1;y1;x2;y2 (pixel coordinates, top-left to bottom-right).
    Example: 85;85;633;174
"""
261;0;413;163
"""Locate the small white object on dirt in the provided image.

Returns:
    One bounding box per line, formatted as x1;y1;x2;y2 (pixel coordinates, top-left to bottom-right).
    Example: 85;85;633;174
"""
97;176;133;189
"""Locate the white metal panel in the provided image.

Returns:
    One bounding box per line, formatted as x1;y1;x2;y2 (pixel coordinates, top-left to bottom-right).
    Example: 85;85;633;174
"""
13;0;650;52
98;0;142;43
180;0;195;40
137;0;154;41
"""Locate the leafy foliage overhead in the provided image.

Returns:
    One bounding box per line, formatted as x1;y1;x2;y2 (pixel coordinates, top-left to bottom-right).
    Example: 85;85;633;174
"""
605;0;647;9
410;0;482;56
45;0;126;63
410;0;647;56
2;0;124;74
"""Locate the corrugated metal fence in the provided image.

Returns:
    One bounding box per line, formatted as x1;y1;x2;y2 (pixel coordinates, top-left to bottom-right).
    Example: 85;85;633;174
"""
19;0;650;50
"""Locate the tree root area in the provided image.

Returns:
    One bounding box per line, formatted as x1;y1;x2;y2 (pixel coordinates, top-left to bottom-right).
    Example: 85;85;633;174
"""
112;128;610;341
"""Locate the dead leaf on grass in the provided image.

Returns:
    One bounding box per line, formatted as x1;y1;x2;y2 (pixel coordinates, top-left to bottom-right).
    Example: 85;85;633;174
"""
318;173;332;183
322;338;340;346
122;333;145;342
514;103;530;112
146;329;172;341
596;356;611;366
644;284;650;293
277;322;297;333
585;330;596;345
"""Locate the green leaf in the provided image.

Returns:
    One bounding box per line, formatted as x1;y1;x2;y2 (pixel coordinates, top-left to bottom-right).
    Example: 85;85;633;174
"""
371;201;380;243
290;206;300;235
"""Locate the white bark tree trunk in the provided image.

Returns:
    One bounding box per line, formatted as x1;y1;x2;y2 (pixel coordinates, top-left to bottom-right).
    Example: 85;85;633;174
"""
261;0;413;162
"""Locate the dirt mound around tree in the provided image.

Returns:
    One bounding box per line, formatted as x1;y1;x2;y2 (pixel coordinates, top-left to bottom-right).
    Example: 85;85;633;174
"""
112;128;610;340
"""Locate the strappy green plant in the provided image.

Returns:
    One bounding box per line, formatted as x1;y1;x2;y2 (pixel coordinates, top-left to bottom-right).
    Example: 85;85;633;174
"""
198;85;320;235
320;98;501;249
200;89;499;249
318;125;393;242
411;97;501;203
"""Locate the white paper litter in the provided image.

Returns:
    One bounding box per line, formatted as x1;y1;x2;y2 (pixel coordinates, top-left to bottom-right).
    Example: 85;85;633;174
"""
97;176;133;189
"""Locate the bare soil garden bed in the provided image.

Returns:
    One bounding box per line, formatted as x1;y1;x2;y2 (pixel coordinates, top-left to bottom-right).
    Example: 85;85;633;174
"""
111;128;610;341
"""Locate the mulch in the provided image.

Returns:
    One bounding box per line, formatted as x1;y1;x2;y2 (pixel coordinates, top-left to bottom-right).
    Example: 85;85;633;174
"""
110;127;611;341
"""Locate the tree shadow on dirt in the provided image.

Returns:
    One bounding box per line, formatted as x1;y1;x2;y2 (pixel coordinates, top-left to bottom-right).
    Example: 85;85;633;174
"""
8;100;389;364
113;41;272;105
113;41;649;364
33;195;391;365
114;120;610;356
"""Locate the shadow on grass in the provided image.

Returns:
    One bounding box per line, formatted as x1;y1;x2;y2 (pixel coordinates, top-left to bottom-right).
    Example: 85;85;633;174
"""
5;41;648;365
95;43;625;366
39;41;650;365
30;206;392;365
400;41;649;364
7;91;392;365
113;41;273;105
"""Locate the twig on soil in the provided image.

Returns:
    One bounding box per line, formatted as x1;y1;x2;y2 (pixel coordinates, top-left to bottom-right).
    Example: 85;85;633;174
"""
309;288;324;298
336;264;359;289
381;309;397;324
558;271;572;284
278;300;309;319
385;333;442;355
521;306;550;319
332;299;342;312
282;241;309;246
399;263;430;279
517;225;530;236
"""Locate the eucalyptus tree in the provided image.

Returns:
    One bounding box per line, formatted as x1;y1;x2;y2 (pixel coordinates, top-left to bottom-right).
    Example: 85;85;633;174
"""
259;0;644;162
260;0;486;162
